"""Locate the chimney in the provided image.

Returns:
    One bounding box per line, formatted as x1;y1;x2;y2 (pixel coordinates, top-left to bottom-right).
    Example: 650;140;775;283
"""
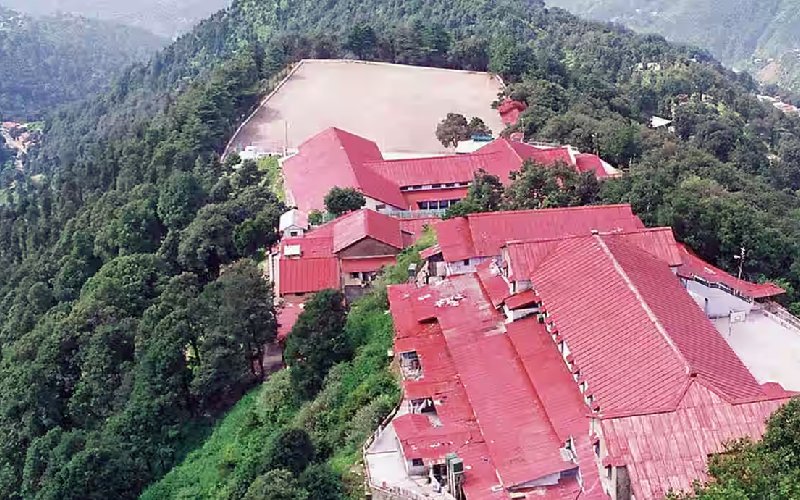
509;132;524;142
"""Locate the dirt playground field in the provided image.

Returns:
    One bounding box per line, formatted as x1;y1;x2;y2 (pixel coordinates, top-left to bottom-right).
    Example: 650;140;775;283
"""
228;59;506;155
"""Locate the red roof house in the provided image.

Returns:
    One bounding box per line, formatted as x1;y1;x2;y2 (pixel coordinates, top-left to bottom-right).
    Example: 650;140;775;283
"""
282;127;406;213
272;209;415;297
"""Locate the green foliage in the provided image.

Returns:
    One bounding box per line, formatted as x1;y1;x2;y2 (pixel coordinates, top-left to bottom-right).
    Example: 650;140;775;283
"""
446;163;600;217
265;428;314;475
547;0;800;93
285;289;351;400
0;7;164;120
158;172;207;230
435;113;493;148
444;169;505;218
323;187;366;217
142;242;425;498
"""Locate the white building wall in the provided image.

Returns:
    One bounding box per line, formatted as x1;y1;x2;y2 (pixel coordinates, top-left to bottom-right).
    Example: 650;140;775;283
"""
446;256;493;275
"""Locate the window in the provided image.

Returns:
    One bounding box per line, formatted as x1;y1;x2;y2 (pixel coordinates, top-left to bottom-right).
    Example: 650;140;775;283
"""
411;458;424;467
418;201;430;210
350;272;360;279
463;259;470;266
289;231;299;237
445;183;455;187
376;204;386;210
432;183;442;188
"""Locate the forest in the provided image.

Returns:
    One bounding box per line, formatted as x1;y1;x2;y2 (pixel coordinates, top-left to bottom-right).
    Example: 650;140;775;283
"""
0;0;799;497
545;0;800;95
0;7;165;120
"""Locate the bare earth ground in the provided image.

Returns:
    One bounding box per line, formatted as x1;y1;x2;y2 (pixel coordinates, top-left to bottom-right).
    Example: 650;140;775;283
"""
229;59;506;155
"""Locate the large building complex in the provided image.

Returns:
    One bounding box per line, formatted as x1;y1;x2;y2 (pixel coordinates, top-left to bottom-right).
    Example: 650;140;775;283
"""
365;205;796;500
281;127;618;214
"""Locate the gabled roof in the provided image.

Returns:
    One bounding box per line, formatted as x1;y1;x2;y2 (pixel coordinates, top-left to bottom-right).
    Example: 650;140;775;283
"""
282;127;407;212
476;139;573;179
436;205;645;262
331;209;405;253
526;235;772;414
504;227;682;280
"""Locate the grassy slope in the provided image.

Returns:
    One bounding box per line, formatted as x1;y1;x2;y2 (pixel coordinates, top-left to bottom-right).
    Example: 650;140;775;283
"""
142;232;435;499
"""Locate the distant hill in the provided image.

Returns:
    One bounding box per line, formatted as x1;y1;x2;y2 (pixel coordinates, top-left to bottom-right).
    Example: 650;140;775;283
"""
0;7;165;119
0;0;229;38
545;0;800;92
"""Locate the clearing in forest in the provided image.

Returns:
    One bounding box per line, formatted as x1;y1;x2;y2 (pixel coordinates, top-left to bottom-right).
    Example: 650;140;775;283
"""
227;59;506;156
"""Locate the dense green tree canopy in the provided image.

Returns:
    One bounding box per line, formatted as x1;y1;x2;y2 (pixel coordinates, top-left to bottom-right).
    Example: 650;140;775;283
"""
324;187;366;217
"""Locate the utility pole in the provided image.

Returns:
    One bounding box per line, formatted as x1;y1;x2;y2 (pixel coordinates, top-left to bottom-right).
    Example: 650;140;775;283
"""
733;247;746;280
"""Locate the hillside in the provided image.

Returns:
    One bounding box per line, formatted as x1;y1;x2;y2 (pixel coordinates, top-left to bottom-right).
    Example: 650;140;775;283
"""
1;0;800;498
545;0;800;93
0;7;165;119
0;0;229;39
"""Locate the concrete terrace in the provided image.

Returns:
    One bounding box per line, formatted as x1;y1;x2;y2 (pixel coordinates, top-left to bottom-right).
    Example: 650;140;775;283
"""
228;59;506;155
714;312;800;392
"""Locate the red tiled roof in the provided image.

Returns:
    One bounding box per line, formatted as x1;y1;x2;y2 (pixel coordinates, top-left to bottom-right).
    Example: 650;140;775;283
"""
398;217;440;238
498;99;527;126
277;300;304;341
282;127;406;212
419;244;442;260
340;256;396;273
279;236;333;258
504;289;538;310
365;153;501;187
527;235;770;414
436;205;644;262
332;209;405;253
575;153;610;178
392;276;576;489
677;243;785;299
602;382;789;499
505;227;683;279
278;258;339;294
475;260;511;308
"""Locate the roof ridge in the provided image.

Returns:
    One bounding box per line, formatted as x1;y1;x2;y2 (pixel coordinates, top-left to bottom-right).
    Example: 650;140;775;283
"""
464;204;633;218
594;235;692;376
363;151;504;166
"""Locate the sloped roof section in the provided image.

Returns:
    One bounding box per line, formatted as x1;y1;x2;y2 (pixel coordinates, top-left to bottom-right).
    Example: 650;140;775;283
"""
365;153;500;187
605;237;766;403
602;382;789;500
282;127;406;212
436;205;644;262
504;227;683;279
527;235;771;414
278;258;339;294
332;209;405;253
677;243;785;299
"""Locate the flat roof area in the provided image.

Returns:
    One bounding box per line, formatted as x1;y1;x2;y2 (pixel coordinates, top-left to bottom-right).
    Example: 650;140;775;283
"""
714;311;800;391
229;59;506;155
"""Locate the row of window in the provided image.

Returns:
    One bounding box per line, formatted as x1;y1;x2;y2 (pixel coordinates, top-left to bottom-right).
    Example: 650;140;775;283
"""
402;181;470;191
417;199;461;210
